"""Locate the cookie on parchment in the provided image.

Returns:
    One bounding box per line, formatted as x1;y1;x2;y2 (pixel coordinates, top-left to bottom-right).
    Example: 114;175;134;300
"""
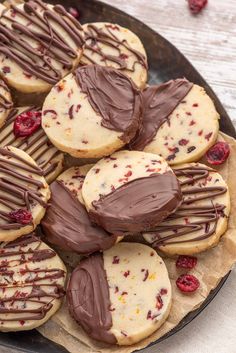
42;65;141;158
0;233;66;332
82;150;182;234
143;163;230;255
0;1;84;94
0;146;50;242
81;22;148;89
67;242;171;345
130;79;219;165
41;165;118;254
0;78;13;128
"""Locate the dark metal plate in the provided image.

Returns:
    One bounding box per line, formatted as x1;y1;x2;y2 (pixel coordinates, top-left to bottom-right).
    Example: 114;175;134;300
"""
0;0;235;352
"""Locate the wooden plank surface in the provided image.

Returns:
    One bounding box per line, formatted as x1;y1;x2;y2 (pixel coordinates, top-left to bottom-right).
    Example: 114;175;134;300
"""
102;0;236;126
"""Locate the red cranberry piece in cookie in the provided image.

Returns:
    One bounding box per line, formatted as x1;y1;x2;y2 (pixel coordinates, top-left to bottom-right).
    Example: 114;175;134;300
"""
9;209;32;225
13;111;42;138
188;0;208;14
176;255;197;269
176;274;200;293
206;141;230;165
68;7;80;18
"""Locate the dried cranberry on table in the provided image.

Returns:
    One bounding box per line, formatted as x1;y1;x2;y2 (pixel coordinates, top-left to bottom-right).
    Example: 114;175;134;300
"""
176;274;200;293
206;141;230;165
176;255;198;269
188;0;208;14
8;209;32;225
13;110;42;138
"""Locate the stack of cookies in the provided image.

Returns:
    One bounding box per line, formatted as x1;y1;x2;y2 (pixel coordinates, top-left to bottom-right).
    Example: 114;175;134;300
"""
0;0;231;348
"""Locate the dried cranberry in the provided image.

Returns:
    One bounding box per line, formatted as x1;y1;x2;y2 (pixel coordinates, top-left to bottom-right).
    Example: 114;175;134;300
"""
68;7;79;18
206;142;230;165
176;255;197;269
176;274;200;293
188;0;208;14
9;209;32;225
13;110;42;138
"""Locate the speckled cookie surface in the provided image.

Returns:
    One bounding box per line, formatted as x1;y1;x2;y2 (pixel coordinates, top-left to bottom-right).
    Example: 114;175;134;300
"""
67;242;171;345
82;150;182;234
0;78;13;127
81;22;148;89
143;163;230;255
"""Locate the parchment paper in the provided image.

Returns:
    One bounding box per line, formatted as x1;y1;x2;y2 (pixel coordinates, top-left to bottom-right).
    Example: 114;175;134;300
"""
37;132;236;353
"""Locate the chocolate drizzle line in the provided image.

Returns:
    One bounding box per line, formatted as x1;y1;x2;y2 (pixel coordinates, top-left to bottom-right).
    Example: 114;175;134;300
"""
0;107;62;178
67;253;116;344
0;0;84;84
130;79;193;150
0;233;65;323
81;23;147;71
0;80;13;110
75;65;141;142
0;147;47;230
41;180;117;254
89;171;182;235
145;166;227;246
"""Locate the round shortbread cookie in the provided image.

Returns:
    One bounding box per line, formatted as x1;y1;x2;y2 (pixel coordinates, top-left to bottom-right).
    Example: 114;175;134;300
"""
0;1;84;94
67;242;171;345
41;165;118;254
0;146;50;242
130;79;219;165
42;65;141;158
143;163;230;255
0;107;64;183
0;79;13;128
0;233;66;332
81;22;148;89
82;150;182;234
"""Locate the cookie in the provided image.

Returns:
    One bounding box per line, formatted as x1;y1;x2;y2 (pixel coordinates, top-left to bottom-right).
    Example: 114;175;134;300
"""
82;150;182;234
130;79;219;165
0;146;50;242
0;78;13;127
67;242;171;345
0;1;84;94
143;163;230;255
0;107;64;183
81;22;148;89
41;165;118;254
0;233;66;332
42;65;141;158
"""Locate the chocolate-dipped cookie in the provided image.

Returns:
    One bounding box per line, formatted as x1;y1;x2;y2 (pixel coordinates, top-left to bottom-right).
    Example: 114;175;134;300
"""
0;107;64;183
42;65;141;158
0;0;84;95
0;146;50;242
130;79;219;165
0;78;12;127
41;165;118;254
143;163;230;255
81;22;148;89
0;232;66;332
67;242;171;345
82;150;182;235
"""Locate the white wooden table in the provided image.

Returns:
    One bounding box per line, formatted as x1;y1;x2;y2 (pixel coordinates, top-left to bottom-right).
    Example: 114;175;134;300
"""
1;1;236;353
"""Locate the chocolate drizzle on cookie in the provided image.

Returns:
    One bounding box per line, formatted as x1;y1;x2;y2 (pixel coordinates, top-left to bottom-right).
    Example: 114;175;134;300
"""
0;147;47;231
0;107;62;179
145;165;228;246
0;80;12;110
0;0;84;84
89;171;182;235
0;233;65;325
41;180;118;254
81;23;147;71
130;79;193;150
75;65;141;142
67;253;117;344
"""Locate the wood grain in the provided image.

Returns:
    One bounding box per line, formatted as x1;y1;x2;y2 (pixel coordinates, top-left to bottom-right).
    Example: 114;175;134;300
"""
101;0;236;126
